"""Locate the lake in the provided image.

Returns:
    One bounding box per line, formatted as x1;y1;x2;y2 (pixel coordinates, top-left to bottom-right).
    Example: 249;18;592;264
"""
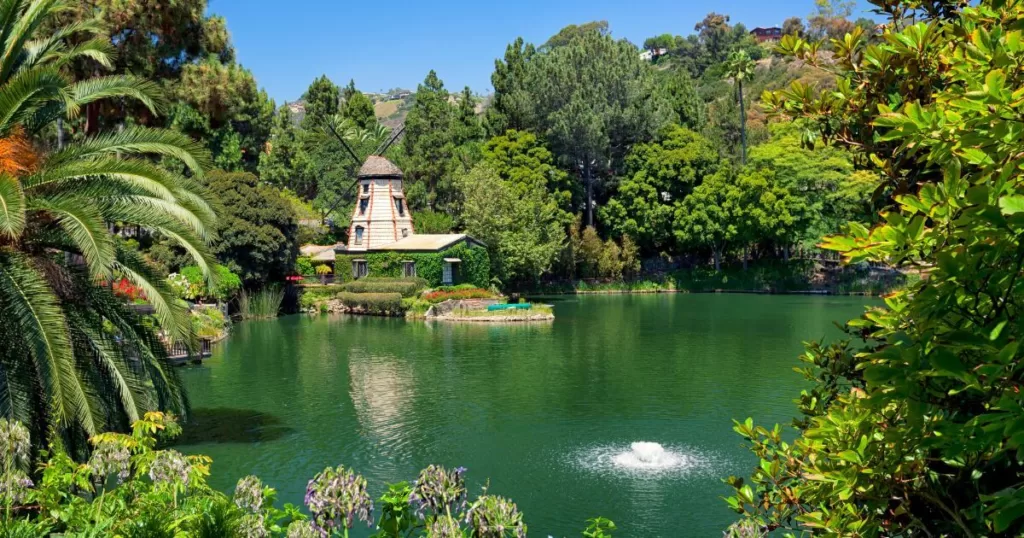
176;294;873;537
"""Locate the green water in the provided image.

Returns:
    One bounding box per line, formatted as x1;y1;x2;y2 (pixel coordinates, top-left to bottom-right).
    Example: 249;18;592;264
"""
177;294;872;537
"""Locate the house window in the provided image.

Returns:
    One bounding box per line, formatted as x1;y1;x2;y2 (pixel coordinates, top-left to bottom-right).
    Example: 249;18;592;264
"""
403;261;416;278
359;198;368;215
362;182;369;194
352;260;368;279
401;228;409;238
442;263;453;285
394;197;404;216
354;226;364;245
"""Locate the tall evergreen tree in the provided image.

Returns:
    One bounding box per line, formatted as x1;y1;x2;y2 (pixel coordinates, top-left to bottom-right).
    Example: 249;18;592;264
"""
485;37;536;136
403;70;455;209
301;75;340;130
341;79;376;130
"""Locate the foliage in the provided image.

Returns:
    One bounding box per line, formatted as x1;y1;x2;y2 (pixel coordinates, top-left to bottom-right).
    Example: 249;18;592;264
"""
0;0;218;448
337;245;490;289
403;70;457;210
602;125;722;254
259;105;319;200
204;170;300;287
169;264;241;302
457;164;566;284
295;256;315;277
301;75;340;130
727;2;1024;536
341;79;377;130
485;37;537;136
237;286;284;319
340;278;428;298
413;210;455;234
336;292;404;316
190;305;227;339
421;288;495;304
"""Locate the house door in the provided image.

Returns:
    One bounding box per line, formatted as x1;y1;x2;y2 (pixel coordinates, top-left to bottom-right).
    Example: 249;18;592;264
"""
442;262;453;285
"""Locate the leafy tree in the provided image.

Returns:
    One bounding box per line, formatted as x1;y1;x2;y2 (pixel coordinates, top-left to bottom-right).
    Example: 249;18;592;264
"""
480;129;574;222
602;126;720;254
0;0;214;445
486;37;537;136
724;50;756;164
452;86;484;148
259;105;318;199
341;79;376;130
301;75;340;130
541;21;610;50
403;70;455;209
782;16;805;37
643;33;674;59
807;0;856;41
413;210;454;234
660;69;705;130
529;31;672;226
171;57;275;172
205;171;300;287
728;2;1024;535
695;13;733;66
674;169;739;271
731;168;804;266
457;164;566;284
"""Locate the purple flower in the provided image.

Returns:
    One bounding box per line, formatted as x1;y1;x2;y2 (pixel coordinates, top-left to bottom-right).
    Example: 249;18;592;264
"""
304;465;374;535
149;450;190;486
89;442;131;483
466;495;526;538
427;514;463;538
234;475;265;512
410;465;468;520
0;419;30;471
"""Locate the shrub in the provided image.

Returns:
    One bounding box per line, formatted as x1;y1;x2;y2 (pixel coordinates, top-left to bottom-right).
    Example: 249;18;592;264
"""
238;286;284;319
295;256;315;276
169;264;243;302
421;288;494;303
0;414;612;537
340;277;428;297
336;292;404;315
191;306;227;338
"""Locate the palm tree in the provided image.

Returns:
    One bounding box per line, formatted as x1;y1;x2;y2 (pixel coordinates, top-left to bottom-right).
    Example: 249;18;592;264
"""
725;50;756;165
0;0;216;448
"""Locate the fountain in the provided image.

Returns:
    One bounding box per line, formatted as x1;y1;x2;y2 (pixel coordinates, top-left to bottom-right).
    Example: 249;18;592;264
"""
611;441;686;470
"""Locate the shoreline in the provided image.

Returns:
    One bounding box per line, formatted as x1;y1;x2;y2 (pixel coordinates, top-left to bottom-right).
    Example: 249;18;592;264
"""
521;288;884;297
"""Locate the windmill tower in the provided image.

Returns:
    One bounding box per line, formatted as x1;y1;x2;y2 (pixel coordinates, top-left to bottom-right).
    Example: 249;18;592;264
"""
346;155;414;252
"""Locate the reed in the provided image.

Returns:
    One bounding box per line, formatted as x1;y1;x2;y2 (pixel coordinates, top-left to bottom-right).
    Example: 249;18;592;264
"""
238;285;284;319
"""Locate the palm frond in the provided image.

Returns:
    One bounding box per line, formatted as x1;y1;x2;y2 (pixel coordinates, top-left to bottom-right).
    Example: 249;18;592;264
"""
111;245;192;343
28;193;114;276
103;195;211;242
0;172;24;238
72;75;165;116
24;156;181;201
0;251;88;433
0;65;71;135
42;127;211;176
23;19;110;69
0;0;61;82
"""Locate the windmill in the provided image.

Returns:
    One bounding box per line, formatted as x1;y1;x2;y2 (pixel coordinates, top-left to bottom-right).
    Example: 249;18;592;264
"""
319;117;404;219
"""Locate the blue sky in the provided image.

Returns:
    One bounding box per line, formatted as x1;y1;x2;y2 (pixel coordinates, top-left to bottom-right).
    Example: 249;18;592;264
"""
209;0;880;104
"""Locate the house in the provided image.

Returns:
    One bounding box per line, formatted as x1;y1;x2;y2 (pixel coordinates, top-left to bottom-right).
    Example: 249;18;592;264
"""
750;27;783;43
337;156;488;287
639;48;668;61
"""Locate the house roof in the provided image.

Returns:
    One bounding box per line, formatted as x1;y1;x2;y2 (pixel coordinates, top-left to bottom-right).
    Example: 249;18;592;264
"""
300;244;340;262
372;233;485;252
358;155;404;178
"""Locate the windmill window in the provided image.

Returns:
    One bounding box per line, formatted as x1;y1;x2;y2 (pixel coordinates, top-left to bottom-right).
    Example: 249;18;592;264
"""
354;226;364;245
359;199;368;215
394;197;404;216
401;228;409;238
362;182;369;193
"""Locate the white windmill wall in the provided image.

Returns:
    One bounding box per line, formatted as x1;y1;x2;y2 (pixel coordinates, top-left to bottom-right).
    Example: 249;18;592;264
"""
347;178;414;252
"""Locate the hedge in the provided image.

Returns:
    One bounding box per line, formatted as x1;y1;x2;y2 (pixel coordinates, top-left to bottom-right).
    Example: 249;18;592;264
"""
336;292;404;316
336;244;489;288
340;277;428;297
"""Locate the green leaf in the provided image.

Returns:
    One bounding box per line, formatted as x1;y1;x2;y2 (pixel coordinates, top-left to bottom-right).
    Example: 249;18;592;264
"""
930;349;968;376
999;194;1024;215
0;173;25;238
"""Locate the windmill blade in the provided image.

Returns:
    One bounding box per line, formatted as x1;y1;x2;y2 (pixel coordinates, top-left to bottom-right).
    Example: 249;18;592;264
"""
375;125;405;156
323;177;361;218
325;120;362;163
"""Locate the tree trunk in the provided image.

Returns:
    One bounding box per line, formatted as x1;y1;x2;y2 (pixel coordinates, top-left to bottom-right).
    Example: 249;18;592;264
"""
713;248;721;272
585;161;594;228
56;118;64;149
783;244;790;262
742;245;748;271
738;80;747;165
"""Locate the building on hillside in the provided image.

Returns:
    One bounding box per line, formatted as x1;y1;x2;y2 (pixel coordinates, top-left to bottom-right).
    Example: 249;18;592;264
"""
750;26;783;42
639;48;668;61
336;156;488;287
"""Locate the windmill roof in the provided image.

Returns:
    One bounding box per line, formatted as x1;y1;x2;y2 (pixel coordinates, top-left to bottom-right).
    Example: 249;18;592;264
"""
358;156;403;178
